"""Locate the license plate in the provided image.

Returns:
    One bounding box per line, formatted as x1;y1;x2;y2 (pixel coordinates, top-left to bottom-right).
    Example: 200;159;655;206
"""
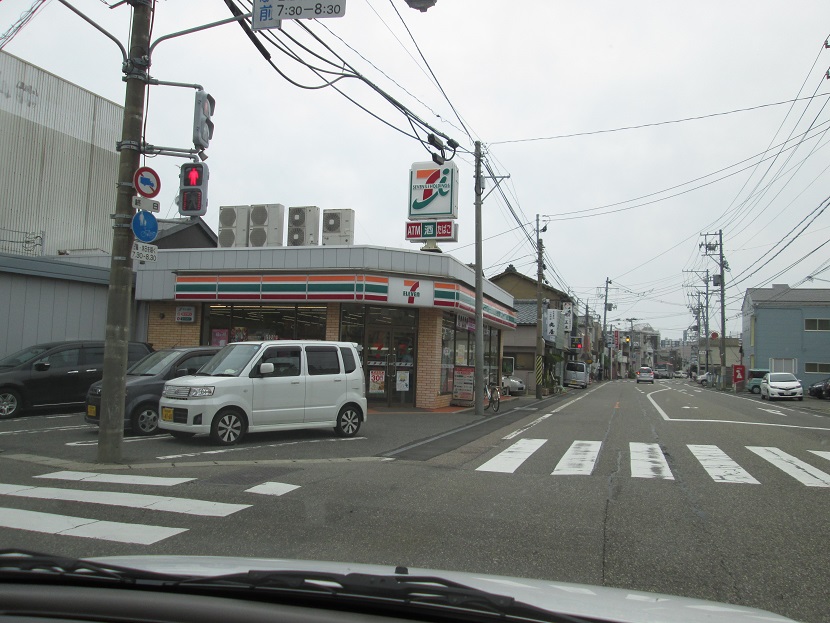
86;405;96;418
162;407;173;422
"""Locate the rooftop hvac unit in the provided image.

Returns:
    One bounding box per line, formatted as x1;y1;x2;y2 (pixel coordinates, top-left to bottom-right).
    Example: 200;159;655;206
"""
286;206;320;246
248;203;285;247
321;208;355;246
218;205;249;248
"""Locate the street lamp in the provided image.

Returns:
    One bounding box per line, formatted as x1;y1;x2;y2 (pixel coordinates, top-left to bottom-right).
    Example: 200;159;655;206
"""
404;0;437;11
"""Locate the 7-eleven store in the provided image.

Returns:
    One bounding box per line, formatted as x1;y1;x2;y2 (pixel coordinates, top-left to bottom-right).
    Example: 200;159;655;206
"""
134;246;516;410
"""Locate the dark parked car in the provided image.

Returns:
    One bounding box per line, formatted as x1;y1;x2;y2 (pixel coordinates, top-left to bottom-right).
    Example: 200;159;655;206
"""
85;346;219;435
807;376;830;398
0;340;153;419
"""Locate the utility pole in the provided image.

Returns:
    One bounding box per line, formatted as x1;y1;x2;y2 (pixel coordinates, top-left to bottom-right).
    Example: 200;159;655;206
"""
602;278;611;379
701;232;728;388
474;141;485;415
704;268;710;375
535;214;544;399
98;1;152;464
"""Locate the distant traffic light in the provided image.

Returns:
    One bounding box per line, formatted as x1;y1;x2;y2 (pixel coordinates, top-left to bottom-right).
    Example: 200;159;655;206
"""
193;90;215;150
178;162;209;217
625;336;630;343
570;336;583;350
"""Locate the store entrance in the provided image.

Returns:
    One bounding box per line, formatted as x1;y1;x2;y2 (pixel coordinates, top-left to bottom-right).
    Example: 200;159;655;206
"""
366;328;416;407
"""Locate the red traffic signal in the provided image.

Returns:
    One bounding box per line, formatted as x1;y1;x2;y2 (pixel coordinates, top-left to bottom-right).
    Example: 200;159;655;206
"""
178;162;209;217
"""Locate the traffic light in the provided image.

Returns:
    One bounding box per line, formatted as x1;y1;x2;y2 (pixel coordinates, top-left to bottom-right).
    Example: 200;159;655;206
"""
625;336;630;343
178;162;209;217
193;90;215;150
570;336;583;350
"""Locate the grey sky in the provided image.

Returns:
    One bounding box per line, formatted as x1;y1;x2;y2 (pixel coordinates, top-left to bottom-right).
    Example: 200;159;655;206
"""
3;0;830;339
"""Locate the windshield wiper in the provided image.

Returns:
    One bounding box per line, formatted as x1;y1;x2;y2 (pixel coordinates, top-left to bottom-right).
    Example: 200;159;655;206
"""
0;550;193;585
175;569;590;622
0;552;589;623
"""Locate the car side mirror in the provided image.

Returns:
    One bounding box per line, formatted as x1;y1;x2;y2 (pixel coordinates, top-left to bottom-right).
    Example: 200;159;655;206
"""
34;362;50;372
174;368;189;378
259;362;274;375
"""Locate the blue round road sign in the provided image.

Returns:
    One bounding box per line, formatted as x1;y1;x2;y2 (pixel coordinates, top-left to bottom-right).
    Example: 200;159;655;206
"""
132;210;159;243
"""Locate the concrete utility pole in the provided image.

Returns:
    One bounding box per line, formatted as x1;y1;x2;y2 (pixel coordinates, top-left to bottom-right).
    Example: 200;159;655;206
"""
602;278;611;379
98;1;152;464
718;230;727;390
535;214;544;399
474;141;485;415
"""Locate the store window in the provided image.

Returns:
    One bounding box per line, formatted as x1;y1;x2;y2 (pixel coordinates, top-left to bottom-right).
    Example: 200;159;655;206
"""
441;314;455;394
205;305;326;345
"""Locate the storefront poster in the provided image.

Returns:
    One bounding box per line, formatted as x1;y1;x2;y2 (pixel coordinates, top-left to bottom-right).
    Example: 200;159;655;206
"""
452;366;475;402
369;369;386;394
396;371;410;392
211;329;229;347
231;327;248;342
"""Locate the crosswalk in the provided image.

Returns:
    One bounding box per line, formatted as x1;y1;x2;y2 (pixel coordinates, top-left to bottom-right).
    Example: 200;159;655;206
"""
0;470;301;545
476;439;830;487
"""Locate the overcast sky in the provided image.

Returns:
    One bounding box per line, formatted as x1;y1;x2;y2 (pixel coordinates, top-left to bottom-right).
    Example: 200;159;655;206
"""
3;0;830;339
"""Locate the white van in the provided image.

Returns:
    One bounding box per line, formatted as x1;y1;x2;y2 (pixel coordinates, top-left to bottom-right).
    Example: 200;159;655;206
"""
564;361;589;389
158;341;367;445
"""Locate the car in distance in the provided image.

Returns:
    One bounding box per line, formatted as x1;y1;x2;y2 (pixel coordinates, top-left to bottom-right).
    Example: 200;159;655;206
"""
85;346;220;435
501;374;525;395
0;340;153;419
746;368;770;394
697;371;713;386
760;372;803;401
159;341;367;445
635;366;655;383
806;376;830;398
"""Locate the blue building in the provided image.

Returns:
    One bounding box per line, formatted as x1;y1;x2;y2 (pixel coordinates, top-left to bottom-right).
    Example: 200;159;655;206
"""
742;284;830;383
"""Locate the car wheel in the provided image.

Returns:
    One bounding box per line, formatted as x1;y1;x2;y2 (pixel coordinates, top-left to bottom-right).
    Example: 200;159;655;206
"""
751;386;760;394
169;430;196;440
210;409;247;445
334;405;361;437
0;389;22;419
130;403;159;436
798;396;804;401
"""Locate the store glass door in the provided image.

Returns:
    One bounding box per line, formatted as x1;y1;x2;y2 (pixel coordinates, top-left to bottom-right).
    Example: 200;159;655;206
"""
366;328;416;407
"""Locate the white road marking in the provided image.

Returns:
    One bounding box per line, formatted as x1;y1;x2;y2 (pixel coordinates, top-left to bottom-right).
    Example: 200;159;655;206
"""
746;447;830;487
476;438;547;473
809;450;830;462
645;387;830;432
552;441;602;476
629;442;674;480
156;436;366;460
245;482;300;496
0;483;250;516
758;408;787;417
0;507;187;545
34;471;195;486
0;425;90;436
687;445;760;484
503;413;552;440
66;437;160;446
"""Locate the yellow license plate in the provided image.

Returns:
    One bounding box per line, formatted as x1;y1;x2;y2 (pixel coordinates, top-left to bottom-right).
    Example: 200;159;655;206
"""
86;405;96;418
162;407;173;422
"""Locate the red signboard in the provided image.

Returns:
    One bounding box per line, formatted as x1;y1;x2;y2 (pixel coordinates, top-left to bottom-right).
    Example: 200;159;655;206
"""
405;220;457;241
733;365;746;384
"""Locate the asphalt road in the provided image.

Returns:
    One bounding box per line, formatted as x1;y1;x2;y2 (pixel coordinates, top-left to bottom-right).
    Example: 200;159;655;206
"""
1;380;828;623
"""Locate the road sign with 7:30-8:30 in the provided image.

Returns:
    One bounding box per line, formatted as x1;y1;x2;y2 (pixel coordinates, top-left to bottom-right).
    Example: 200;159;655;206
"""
252;0;346;30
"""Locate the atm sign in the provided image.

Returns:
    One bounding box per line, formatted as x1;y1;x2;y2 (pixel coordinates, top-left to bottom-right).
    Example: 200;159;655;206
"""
405;220;457;241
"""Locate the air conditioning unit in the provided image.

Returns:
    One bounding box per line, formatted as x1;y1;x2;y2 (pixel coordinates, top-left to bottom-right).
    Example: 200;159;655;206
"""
218;206;249;248
248;203;285;247
321;208;355;245
286;206;320;246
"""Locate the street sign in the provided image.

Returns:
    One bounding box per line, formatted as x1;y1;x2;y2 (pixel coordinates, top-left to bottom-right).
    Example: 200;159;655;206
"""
252;0;346;30
132;196;160;213
733;365;746;384
132;210;159;243
133;166;161;198
405;220;458;242
131;240;158;262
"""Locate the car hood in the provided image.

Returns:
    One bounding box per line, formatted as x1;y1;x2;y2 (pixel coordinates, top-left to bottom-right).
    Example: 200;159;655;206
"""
88;555;796;623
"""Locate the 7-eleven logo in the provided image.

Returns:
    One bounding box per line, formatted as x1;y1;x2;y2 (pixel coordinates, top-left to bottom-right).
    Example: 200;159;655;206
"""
403;280;420;304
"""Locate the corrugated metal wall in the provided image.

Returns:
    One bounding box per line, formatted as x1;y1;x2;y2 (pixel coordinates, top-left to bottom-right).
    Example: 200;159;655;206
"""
0;271;109;358
0;51;121;256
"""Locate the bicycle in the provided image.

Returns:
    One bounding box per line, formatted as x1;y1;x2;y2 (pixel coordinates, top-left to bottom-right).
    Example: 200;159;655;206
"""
483;383;501;412
550;376;563;396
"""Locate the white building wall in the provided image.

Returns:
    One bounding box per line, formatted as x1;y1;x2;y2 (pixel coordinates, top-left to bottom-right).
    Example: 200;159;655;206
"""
0;51;122;256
